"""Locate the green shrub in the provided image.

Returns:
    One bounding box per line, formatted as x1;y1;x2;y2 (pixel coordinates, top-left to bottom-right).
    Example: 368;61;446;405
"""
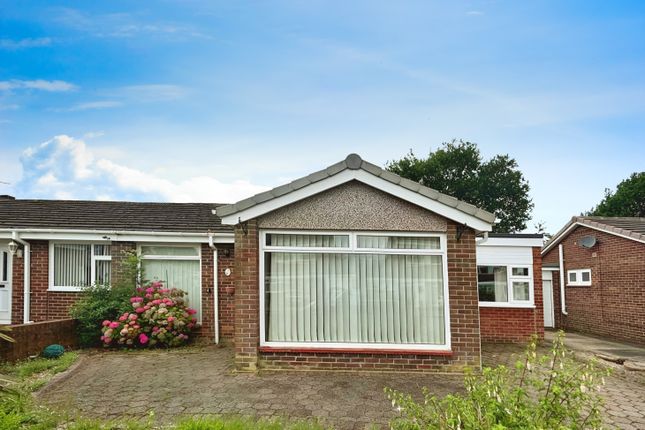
386;332;610;430
70;250;140;347
70;284;134;347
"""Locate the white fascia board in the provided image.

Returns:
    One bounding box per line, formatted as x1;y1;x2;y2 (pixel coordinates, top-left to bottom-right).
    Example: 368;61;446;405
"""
477;237;543;247
541;221;645;255
0;229;234;244
220;169;493;232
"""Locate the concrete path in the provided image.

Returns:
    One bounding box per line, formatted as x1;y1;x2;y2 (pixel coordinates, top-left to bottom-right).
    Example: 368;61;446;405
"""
546;330;645;369
37;343;645;429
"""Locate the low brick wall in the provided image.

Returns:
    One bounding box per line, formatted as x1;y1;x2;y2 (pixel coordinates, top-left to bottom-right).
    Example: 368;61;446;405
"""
0;319;78;363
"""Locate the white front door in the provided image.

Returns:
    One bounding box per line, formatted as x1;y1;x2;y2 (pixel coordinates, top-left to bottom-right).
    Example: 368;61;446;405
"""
542;270;554;328
0;244;11;324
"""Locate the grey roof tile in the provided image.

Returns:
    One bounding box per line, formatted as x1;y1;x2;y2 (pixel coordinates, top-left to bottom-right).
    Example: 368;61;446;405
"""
0;200;227;232
217;153;495;226
543;216;645;253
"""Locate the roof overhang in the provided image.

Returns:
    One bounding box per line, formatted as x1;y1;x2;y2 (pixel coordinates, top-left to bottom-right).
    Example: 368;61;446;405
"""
0;228;234;244
477;236;543;247
220;168;494;232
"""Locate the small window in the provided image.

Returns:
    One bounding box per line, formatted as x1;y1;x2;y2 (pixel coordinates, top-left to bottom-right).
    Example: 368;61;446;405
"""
512;267;529;277
357;235;440;250
477;266;508;302
567;269;591;286
51;243;112;291
513;281;530;301
266;233;349;248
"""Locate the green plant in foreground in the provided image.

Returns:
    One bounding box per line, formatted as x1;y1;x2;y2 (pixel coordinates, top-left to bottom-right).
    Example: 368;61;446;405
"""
386;332;610;430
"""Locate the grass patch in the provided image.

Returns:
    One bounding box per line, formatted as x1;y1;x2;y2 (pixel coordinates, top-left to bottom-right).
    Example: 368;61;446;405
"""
174;416;330;430
2;352;79;380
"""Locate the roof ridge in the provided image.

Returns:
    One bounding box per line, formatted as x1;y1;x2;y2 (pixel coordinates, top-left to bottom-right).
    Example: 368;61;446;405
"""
217;153;495;225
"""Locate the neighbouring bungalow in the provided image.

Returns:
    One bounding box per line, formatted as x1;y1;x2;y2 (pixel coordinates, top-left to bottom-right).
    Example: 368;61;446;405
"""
0;154;544;372
541;216;645;345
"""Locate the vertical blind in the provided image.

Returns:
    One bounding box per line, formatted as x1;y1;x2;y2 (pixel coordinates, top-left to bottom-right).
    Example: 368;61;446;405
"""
141;246;201;319
54;244;92;287
264;234;446;346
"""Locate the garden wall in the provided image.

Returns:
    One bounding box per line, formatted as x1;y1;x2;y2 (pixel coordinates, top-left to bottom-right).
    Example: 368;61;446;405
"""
0;318;78;363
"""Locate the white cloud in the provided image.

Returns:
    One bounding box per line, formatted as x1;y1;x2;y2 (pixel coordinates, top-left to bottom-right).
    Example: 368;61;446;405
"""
55;100;123;112
466;10;484;16
113;84;189;102
16;135;268;203
0;79;76;92
0;37;52;49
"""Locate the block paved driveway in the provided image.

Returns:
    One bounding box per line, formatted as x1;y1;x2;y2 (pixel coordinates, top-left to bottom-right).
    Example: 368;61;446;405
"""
38;344;645;430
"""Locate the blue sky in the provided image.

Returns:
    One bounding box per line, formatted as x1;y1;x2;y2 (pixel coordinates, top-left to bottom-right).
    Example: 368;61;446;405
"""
1;1;644;233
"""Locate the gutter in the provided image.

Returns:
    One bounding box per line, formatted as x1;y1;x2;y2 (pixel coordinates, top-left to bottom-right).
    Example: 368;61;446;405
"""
11;231;32;324
0;228;233;237
558;244;568;315
208;232;219;345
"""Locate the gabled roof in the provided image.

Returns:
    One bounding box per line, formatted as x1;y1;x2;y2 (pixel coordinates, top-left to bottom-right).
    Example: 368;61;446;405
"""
542;216;645;254
218;154;495;232
0;199;228;233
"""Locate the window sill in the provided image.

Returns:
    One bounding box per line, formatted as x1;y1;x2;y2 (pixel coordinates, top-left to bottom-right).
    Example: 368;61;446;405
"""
48;287;84;293
479;302;535;309
259;346;453;356
566;284;591;287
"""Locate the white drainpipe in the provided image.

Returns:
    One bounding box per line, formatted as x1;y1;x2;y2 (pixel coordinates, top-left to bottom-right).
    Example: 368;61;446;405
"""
208;232;219;344
558;244;568;315
11;231;32;324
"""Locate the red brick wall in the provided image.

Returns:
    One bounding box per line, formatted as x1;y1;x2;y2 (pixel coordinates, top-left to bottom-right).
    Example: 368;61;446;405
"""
0;319;78;363
235;221;482;373
234;220;260;370
542;226;645;345
480;246;544;343
217;245;235;340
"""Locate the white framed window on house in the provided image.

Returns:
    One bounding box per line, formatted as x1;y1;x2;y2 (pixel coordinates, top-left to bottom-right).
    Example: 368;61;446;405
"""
139;245;202;321
477;264;533;307
567;269;591;286
49;243;112;292
260;231;451;352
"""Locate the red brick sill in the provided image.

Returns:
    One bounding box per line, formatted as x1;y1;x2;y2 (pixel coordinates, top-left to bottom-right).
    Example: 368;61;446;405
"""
259;346;453;356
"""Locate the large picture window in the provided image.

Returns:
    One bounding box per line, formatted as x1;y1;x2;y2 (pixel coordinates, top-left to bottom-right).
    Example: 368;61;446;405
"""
140;245;202;320
477;264;533;307
261;231;450;351
50;243;112;292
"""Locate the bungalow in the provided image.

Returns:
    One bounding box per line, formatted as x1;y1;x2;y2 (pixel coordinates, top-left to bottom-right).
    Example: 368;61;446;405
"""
541;216;645;345
0;154;544;372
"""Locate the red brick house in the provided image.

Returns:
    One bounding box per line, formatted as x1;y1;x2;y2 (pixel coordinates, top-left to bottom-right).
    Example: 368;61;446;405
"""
541;217;645;345
0;154;545;371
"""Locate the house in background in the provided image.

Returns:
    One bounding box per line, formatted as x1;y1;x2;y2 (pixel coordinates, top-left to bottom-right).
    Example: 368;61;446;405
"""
541;217;645;345
0;198;235;342
0;154;545;372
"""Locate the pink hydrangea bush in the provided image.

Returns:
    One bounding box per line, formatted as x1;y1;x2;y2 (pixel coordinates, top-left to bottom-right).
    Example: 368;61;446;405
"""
100;281;198;347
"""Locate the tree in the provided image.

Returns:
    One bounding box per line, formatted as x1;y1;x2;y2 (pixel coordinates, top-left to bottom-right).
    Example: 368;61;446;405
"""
586;172;645;217
386;140;533;232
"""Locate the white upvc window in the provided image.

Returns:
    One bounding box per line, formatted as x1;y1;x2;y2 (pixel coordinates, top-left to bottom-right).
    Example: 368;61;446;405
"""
260;230;451;352
49;242;112;292
477;264;534;308
567;269;591;286
139;244;202;322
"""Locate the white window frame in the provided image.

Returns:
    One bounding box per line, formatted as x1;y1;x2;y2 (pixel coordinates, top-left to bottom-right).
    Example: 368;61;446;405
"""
477;264;534;308
259;230;451;352
567;269;591;287
48;241;112;292
138;243;203;323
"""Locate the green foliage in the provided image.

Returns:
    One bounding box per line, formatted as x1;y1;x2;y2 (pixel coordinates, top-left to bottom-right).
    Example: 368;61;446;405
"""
3;352;78;380
174;416;329;430
0;325;15;343
69;250;141;347
387;140;533;232
587;172;645;217
0;352;78;430
386;332;610;430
